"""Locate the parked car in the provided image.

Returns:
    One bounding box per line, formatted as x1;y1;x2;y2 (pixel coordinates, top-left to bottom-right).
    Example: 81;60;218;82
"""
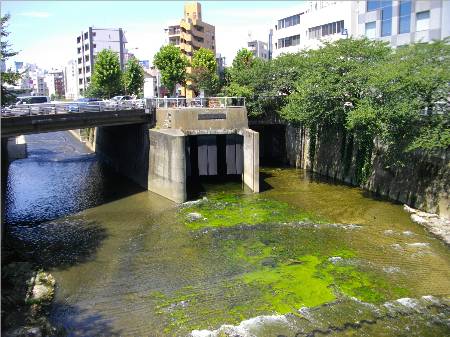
67;97;102;112
14;96;50;105
111;95;133;101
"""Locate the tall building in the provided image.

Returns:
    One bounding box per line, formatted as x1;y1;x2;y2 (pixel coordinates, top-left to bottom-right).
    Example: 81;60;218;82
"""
64;60;78;100
75;27;127;96
248;40;270;60
165;1;216;97
272;1;450;58
358;0;450;46
30;70;47;96
272;1;357;58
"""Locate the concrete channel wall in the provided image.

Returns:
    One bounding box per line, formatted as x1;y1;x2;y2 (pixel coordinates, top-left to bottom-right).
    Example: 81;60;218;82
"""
94;106;260;203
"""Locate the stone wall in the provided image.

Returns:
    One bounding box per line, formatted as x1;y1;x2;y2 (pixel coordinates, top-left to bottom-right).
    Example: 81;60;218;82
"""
285;124;450;218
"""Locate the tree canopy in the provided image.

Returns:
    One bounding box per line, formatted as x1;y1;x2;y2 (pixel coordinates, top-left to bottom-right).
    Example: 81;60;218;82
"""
188;48;219;96
153;44;189;96
123;56;145;96
89;49;123;98
1;14;21;105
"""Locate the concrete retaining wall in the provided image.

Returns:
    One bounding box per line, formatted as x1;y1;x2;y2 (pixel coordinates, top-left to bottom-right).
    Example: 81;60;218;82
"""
243;129;260;193
285;124;450;218
148;129;186;203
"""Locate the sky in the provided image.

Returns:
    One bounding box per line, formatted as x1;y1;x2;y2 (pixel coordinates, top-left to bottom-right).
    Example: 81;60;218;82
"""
2;1;303;70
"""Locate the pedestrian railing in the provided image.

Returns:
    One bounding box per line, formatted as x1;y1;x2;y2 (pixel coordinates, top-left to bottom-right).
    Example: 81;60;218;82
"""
152;97;246;109
1;97;246;118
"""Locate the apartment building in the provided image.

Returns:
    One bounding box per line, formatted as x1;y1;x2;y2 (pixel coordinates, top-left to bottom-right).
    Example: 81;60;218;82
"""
272;1;450;57
358;0;450;46
248;40;270;60
30;70;47;96
272;1;358;58
165;1;216;97
44;70;65;98
75;27;127;95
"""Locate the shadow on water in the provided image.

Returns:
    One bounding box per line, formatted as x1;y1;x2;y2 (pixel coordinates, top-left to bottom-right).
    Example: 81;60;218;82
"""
3;219;108;271
49;302;123;337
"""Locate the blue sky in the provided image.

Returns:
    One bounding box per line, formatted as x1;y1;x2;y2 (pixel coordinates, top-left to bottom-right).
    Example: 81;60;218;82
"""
2;1;302;70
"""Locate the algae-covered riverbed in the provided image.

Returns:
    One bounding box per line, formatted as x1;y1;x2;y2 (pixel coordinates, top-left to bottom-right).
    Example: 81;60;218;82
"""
4;133;450;336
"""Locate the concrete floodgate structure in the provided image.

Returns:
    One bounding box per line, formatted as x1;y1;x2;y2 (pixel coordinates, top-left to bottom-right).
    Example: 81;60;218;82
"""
149;106;259;202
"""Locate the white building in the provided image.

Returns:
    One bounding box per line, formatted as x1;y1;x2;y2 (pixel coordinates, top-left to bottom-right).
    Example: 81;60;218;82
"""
248;40;270;60
272;1;357;58
30;70;47;96
272;1;450;57
358;0;450;46
75;27;128;96
44;70;65;98
64;60;78;100
143;68;161;98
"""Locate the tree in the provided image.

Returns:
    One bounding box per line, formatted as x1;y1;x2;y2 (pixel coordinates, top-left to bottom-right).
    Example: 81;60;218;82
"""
90;49;123;99
153;45;188;96
123;56;145;96
1;14;21;106
188;48;219;96
231;48;254;70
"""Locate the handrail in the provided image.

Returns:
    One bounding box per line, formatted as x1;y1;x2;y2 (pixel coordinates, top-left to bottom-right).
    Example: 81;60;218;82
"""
1;97;246;118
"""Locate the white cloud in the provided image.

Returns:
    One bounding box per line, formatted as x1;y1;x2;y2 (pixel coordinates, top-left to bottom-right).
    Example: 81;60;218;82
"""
19;12;52;18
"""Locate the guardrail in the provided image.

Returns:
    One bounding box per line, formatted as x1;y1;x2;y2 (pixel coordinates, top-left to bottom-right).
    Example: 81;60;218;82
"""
1;97;246;118
1;99;147;118
153;97;245;109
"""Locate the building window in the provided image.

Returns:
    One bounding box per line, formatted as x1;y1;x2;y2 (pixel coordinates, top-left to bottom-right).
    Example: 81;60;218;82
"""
93;32;96;37
380;2;392;37
93;44;96;49
416;11;430;31
367;0;391;12
77;47;81;54
86;77;90;83
78;68;82;74
365;21;376;38
85;55;89;62
79;79;83;85
85;44;89;51
278;14;300;30
278;34;300;48
77;36;81;44
85;66;90;73
78;58;82;64
308;20;344;39
84;32;88;39
398;0;411;34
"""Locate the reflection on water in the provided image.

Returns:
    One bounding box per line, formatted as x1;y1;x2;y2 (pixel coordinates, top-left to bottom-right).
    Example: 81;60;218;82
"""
4;131;450;336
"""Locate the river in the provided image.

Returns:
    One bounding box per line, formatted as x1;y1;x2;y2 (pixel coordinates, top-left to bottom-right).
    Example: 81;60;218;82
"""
3;131;450;336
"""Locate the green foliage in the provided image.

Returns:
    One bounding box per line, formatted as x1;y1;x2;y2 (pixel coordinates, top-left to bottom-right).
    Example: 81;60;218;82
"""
232;48;254;70
1;14;20;106
278;37;449;180
191;48;216;73
123;56;145;96
188;48;219;96
153;44;188;96
90;49;123;99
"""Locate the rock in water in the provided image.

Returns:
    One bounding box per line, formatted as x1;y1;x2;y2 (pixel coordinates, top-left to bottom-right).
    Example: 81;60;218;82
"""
186;212;203;222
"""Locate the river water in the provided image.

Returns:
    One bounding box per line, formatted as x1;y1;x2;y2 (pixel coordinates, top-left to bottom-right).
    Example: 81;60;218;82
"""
4;131;450;336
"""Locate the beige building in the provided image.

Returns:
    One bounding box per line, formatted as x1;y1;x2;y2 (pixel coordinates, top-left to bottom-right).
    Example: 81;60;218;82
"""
165;2;216;98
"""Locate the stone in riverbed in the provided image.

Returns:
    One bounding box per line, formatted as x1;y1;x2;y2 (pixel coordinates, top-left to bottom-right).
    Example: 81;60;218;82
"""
26;272;56;305
186;212;203;222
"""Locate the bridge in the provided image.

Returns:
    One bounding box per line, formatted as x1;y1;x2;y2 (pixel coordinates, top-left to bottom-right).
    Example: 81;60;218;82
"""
1;99;152;138
1;97;259;203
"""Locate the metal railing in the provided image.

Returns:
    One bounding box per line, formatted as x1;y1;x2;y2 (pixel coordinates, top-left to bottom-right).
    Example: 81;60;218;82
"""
1;97;246;118
152;97;246;109
1;99;147;118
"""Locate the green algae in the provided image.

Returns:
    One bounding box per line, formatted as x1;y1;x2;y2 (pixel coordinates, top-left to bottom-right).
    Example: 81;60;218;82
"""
149;232;409;334
180;193;322;230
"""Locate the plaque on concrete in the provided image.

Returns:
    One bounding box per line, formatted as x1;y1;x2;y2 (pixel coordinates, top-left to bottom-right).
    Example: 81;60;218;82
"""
198;113;226;120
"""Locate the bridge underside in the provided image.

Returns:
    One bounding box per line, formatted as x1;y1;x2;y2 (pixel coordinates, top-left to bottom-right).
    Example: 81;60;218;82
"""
1;109;151;138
